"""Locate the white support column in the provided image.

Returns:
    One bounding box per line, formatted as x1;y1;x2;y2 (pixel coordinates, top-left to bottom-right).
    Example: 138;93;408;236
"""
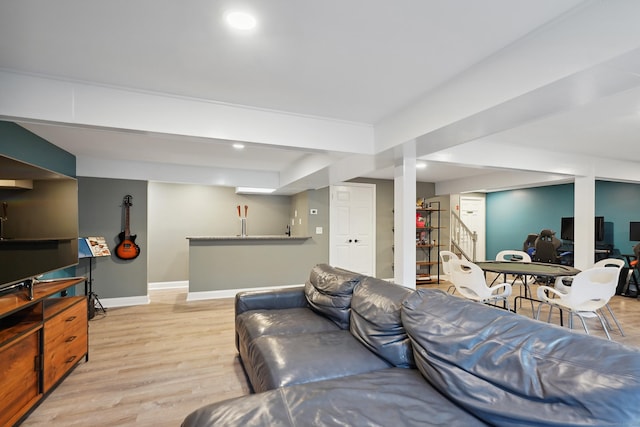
393;143;417;288
573;175;596;270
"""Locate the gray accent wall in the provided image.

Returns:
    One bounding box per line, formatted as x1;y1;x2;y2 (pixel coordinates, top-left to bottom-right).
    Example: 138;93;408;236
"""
77;177;148;299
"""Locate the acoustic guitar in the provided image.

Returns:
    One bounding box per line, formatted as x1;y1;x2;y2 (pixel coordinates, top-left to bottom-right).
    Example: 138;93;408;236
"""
115;195;140;260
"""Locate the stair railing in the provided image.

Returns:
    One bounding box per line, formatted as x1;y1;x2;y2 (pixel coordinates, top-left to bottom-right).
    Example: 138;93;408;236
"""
450;210;477;262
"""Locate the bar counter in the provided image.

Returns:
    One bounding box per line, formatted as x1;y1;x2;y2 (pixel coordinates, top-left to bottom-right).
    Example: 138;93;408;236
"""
188;235;311;241
186;235;317;298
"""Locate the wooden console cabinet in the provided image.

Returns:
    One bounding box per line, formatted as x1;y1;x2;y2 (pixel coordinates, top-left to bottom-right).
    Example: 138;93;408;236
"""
0;278;87;426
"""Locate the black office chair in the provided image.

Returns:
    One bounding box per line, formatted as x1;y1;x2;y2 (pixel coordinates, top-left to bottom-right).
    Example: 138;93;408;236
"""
629;243;640;291
522;233;538;257
532;230;559;264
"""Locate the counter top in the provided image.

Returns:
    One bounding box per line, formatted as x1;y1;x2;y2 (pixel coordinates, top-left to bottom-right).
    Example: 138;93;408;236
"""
187;235;311;241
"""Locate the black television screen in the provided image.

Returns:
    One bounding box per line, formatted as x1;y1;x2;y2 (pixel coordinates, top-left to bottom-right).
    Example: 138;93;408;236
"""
0;156;78;291
561;217;574;241
595;216;604;242
559;216;604;242
631;222;640;241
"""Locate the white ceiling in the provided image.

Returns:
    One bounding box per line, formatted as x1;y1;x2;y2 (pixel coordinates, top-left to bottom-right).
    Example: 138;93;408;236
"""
2;0;640;193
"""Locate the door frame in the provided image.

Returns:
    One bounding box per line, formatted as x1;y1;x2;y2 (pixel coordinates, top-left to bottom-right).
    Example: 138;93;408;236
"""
459;195;486;262
329;182;376;276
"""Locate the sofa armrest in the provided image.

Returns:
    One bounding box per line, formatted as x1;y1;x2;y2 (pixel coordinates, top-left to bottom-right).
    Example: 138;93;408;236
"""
235;286;307;316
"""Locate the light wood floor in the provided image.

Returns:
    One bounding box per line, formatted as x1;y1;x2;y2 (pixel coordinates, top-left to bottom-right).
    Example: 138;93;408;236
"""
21;281;640;427
22;289;250;427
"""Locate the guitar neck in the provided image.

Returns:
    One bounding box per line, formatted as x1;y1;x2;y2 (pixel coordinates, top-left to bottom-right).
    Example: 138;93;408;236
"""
124;206;130;238
123;195;132;238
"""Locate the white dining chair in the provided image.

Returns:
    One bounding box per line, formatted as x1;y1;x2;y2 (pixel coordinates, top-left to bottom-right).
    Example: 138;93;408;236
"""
553;258;625;336
536;267;620;340
450;258;512;311
496;249;534;290
440;250;459;293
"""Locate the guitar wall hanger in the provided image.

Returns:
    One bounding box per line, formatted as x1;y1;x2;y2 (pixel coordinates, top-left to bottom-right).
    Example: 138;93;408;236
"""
115;195;140;260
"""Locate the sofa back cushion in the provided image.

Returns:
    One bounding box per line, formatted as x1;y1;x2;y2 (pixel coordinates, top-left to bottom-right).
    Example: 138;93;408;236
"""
350;277;414;368
304;264;363;329
402;289;640;427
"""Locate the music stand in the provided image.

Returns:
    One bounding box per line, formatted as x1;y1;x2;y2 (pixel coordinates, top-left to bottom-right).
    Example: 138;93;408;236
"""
78;237;110;318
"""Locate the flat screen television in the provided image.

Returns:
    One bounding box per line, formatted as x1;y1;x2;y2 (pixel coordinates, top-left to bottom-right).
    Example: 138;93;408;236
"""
630;222;640;241
0;156;78;292
560;216;604;242
595;216;604;242
560;217;574;241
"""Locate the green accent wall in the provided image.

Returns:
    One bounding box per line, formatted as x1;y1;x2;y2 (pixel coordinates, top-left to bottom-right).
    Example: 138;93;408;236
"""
487;181;640;261
595;181;640;256
0;121;75;176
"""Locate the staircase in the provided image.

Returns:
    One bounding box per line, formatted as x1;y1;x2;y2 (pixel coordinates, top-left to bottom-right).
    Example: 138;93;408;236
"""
450;210;477;262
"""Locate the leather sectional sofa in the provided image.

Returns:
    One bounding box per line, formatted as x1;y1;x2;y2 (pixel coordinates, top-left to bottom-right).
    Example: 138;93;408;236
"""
183;263;640;426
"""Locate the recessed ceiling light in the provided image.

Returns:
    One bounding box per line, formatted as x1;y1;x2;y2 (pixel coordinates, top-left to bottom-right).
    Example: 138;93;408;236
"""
225;11;257;30
232;143;245;150
416;162;428;169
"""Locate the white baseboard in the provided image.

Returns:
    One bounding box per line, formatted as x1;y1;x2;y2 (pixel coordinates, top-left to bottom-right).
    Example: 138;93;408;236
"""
186;283;304;301
94;282;186;308
97;295;151;308
148;280;189;290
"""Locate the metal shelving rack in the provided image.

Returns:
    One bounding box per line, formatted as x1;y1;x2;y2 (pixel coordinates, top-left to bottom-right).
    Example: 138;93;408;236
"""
416;200;441;284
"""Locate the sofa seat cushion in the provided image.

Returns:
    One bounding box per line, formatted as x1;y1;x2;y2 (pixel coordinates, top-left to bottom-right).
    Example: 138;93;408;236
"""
245;330;391;393
304;263;364;329
236;307;340;360
182;368;489;427
350;276;415;368
402;289;640;427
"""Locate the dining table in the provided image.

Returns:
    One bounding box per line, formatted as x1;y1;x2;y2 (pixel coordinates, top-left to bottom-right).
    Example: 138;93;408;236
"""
475;261;581;316
476;261;580;280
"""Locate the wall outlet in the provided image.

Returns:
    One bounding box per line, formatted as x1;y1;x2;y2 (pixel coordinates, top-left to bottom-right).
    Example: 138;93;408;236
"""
315;227;323;234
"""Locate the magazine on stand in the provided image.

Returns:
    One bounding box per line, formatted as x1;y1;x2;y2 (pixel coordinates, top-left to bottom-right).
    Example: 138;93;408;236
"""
78;236;111;258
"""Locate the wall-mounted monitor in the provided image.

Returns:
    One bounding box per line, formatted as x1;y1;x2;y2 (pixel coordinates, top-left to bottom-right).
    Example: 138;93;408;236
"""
560;216;605;242
560;217;574;241
595;216;604;242
630;222;640;241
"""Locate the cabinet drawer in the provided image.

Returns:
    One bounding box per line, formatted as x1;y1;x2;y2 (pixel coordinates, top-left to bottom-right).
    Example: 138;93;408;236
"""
45;300;87;338
43;299;88;392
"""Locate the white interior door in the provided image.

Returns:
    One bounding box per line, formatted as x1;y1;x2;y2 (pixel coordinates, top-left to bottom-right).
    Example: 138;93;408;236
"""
460;196;486;261
330;183;376;276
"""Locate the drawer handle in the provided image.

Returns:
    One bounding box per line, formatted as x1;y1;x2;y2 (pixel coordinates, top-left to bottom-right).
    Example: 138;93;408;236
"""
65;355;77;364
66;316;77;322
66;336;77;343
